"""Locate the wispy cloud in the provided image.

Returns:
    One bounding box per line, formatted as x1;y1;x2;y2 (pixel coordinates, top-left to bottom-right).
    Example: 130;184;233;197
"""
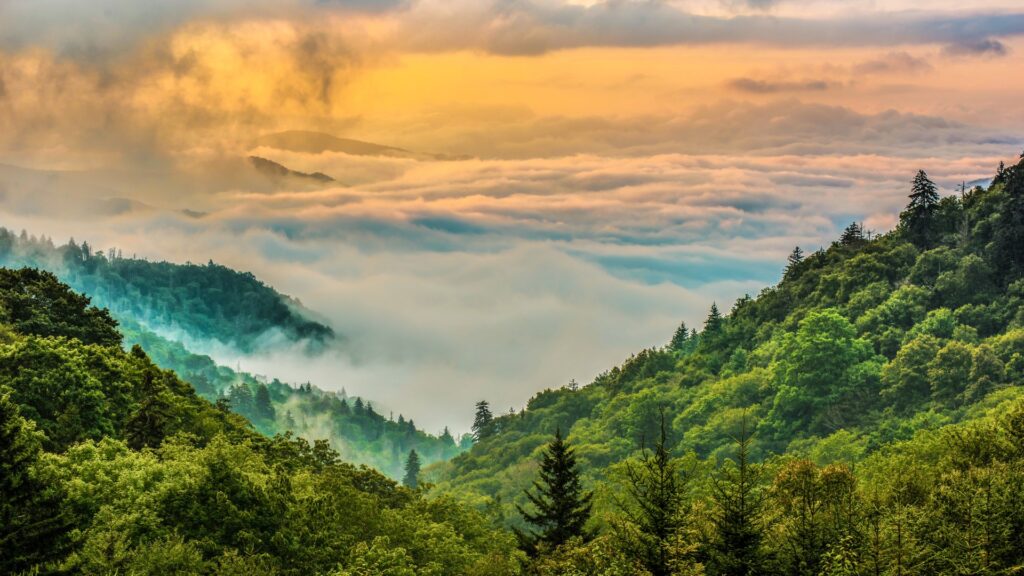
728;78;833;93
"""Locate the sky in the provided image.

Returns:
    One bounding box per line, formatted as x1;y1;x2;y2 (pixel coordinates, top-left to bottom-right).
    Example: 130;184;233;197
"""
1;0;1023;432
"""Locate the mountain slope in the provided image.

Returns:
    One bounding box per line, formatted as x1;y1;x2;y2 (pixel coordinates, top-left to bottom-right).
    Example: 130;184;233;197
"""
255;130;413;157
249;155;335;183
432;155;1024;526
121;316;468;478
0;231;464;477
0;268;521;574
0;231;334;353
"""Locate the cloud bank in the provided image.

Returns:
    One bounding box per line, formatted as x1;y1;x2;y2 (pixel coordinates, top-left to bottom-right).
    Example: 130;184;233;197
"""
1;0;1023;430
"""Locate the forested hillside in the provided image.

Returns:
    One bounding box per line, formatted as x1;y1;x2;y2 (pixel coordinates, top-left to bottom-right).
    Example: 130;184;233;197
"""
0;268;521;574
0;231;463;478
0;232;334;353
428;155;1024;574
123;318;467;478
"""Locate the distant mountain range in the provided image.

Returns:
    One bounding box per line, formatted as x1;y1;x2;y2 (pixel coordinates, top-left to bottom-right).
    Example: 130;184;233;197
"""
249;155;335;183
254;130;471;161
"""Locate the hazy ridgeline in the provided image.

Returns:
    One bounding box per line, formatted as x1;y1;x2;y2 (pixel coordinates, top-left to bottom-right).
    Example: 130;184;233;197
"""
2;153;1024;574
0;234;467;479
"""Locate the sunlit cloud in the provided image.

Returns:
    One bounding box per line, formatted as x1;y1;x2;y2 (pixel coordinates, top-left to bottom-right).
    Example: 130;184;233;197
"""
1;0;1023;429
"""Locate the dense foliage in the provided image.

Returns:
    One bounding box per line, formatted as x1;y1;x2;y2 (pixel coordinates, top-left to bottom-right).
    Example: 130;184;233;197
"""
121;318;467;478
0;231;463;478
0;231;334;353
429;155;1024;574
0;269;522;574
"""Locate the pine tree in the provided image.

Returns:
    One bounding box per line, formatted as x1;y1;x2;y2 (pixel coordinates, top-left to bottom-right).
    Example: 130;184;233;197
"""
254;383;275;421
403;449;421;489
515;428;594;554
994;156;1024;277
440;426;455;446
615;412;690;576
0;390;70;573
901;170;940;247
785;246;804;278
228;383;255;418
994;161;1007;186
704;303;723;335
708;416;767;576
670;321;690;351
472;400;495;441
839;222;864;246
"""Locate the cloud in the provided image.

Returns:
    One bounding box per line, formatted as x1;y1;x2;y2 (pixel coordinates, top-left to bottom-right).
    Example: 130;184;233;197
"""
394;2;1024;55
0;20;368;170
0;119;1016;429
727;78;832;93
0;0;403;57
942;38;1009;57
853;51;933;75
2;0;1023;59
372;100;1016;160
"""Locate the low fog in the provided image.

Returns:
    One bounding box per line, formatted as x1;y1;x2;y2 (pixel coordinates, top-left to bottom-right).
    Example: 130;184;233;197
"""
0;131;1015;431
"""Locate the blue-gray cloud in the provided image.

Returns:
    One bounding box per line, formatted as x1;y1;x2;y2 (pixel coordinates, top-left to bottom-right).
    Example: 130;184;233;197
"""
399;2;1024;55
2;0;1024;59
728;78;832;94
942;38;1008;57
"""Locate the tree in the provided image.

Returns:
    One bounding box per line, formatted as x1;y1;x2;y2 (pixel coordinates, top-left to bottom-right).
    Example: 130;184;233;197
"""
402;449;421;489
472;400;495;441
785;246;804;278
839;222;864;246
440;426;455;446
613;412;692;576
770;309;878;434
254;384;275;421
993;157;1024;277
670;321;690;351
0;390;70;573
704;303;723;335
708;417;768;576
0;268;121;347
126;369;175;450
515;428;594;554
228;383;255;418
901;170;940;247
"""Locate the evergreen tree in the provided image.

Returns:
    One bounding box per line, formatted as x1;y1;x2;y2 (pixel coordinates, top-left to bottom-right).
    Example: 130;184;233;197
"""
993;161;1007;186
994;157;1024;277
704;303;723;335
669;321;690;351
785;246;804;278
708;417;768;576
0;390;69;573
403;449;421;489
515;428;593;554
614;412;689;576
839;222;864;246
440;426;455;446
472;400;495;441
901;170;940;247
228;383;255;418
254;383;275;421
